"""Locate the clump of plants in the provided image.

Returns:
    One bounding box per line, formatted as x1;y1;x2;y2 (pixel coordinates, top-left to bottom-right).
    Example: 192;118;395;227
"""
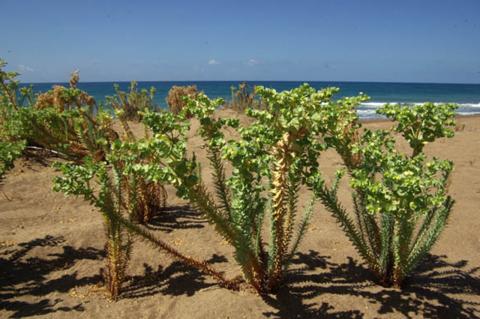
3;61;459;299
54;136;239;299
110;133;167;224
143;85;340;294
227;82;264;112
308;101;457;287
27;84;116;161
0;140;25;179
54;158;133;299
377;102;457;157
107;81;158;122
166;85;198;116
0;59;27;177
0;61;117;162
53;96;242;297
107;104;168;224
34;73;96;111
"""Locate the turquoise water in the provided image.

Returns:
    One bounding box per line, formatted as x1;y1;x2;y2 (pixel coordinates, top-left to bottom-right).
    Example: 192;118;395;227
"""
23;81;480;119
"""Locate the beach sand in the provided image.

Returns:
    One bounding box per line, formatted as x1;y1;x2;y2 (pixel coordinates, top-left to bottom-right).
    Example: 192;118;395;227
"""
1;112;479;318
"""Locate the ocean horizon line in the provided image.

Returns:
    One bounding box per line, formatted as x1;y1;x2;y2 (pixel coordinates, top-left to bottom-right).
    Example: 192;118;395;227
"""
21;80;480;86
18;81;480;118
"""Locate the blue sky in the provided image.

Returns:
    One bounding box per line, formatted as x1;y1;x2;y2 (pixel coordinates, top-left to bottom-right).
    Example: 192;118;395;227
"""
1;0;479;83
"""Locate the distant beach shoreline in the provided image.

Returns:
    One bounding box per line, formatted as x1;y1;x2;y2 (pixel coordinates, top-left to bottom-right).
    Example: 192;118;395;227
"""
20;80;480;118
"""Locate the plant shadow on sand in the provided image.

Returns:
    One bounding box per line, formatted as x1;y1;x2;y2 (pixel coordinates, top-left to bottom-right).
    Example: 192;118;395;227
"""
2;237;479;318
0;233;227;318
122;254;228;299
0;235;104;318
146;205;207;233
263;250;480;318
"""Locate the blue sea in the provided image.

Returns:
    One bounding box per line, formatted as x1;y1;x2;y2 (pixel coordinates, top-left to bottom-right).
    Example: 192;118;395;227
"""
23;81;480;119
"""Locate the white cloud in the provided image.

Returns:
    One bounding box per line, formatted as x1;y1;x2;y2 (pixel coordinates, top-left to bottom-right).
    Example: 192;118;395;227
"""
208;59;220;65
246;58;260;66
18;64;34;72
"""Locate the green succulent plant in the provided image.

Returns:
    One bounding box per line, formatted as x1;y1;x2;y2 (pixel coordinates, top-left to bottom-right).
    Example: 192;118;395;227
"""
53;135;238;298
142;84;342;293
309;101;457;287
377;102;457;157
53;158;132;300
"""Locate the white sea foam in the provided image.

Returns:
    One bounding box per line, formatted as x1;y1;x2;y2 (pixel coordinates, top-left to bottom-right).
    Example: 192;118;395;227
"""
360;102;388;108
360;101;480;108
357;109;377;114
356;101;480;118
459;102;480;108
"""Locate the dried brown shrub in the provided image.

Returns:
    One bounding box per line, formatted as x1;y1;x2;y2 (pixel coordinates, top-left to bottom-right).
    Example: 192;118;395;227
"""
127;180;168;224
25;71;117;161
34;71;96;111
166;85;198;116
